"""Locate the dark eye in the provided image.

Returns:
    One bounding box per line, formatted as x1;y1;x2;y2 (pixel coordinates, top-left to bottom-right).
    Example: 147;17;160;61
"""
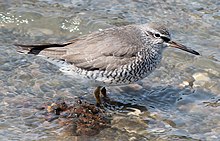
154;33;160;38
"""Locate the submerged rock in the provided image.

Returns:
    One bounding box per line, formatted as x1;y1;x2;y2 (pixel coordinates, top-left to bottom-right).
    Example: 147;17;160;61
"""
39;98;111;136
192;72;210;82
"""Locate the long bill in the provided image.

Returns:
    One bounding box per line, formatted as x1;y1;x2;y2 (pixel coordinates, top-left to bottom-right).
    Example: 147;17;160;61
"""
168;41;200;55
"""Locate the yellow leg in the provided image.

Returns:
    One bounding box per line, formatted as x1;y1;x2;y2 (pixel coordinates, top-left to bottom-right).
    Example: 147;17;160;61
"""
94;86;102;106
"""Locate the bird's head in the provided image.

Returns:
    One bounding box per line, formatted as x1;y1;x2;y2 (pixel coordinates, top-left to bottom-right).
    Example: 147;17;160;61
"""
141;23;200;55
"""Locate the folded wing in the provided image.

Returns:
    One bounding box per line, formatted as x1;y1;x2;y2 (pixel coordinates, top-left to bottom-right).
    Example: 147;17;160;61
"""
16;25;144;71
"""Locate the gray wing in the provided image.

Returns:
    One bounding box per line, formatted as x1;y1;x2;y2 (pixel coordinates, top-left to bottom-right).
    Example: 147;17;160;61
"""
16;25;145;71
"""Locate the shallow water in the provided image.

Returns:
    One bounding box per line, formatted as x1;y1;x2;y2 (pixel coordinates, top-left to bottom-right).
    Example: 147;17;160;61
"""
0;0;220;140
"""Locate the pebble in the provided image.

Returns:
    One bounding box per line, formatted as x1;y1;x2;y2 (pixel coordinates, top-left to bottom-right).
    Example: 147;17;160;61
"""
127;107;142;116
192;72;211;88
192;72;210;81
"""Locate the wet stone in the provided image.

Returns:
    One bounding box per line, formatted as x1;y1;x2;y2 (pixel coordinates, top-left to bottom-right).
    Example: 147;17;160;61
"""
38;97;111;136
192;72;210;81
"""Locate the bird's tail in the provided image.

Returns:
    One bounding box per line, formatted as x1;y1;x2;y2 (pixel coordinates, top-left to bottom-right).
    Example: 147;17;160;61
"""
14;43;72;55
14;42;75;69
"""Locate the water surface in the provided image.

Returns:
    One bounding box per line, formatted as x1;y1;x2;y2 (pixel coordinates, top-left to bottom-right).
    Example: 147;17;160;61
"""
0;0;220;140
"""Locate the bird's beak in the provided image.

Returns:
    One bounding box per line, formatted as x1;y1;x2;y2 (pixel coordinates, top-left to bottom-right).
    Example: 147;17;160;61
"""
168;41;200;55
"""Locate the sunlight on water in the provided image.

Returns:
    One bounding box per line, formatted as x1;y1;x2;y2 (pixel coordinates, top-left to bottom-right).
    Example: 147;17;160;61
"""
0;0;220;140
0;12;33;26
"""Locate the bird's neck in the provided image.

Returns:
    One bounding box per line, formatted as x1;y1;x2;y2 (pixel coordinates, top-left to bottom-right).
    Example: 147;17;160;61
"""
136;46;163;69
139;45;164;60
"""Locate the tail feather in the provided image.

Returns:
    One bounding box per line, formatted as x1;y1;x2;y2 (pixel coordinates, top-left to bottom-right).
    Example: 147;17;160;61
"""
14;42;72;55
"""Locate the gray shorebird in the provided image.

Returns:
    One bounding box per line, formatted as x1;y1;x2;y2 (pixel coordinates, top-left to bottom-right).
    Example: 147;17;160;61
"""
15;23;200;106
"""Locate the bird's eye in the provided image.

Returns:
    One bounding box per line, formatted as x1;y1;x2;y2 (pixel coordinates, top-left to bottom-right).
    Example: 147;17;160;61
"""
154;33;160;38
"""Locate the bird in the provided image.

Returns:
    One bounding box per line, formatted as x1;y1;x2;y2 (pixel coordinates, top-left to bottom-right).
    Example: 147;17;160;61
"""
15;23;200;106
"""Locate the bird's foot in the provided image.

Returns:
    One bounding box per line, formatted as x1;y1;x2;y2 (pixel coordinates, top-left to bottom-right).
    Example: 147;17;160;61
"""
94;86;111;108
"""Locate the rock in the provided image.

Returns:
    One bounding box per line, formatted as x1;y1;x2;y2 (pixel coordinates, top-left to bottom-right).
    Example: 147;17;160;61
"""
40;98;111;136
192;72;211;88
192;72;210;81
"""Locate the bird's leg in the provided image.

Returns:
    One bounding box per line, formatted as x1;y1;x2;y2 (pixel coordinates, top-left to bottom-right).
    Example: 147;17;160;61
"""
101;87;111;104
94;86;102;106
94;86;109;106
100;87;107;98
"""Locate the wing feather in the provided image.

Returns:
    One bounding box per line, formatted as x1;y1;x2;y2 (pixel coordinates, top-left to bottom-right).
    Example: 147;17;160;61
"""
16;25;145;71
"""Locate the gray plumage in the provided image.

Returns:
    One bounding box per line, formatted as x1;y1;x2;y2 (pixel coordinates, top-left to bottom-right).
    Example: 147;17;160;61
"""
16;23;199;86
